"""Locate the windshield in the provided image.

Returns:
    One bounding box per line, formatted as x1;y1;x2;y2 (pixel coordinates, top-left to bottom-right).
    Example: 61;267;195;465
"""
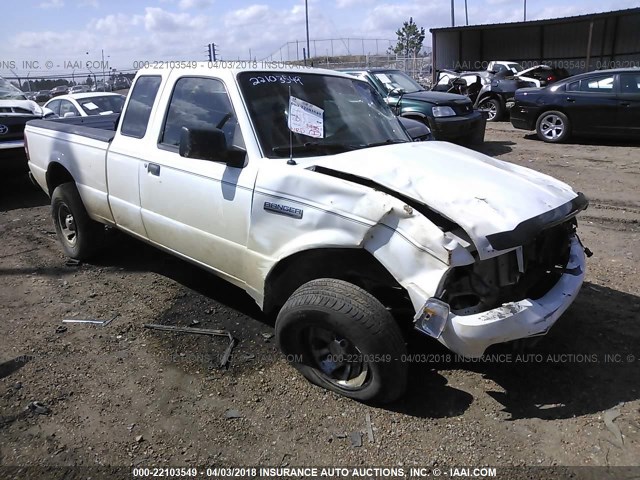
0;77;27;100
77;95;125;115
372;71;424;94
237;72;410;158
506;63;523;73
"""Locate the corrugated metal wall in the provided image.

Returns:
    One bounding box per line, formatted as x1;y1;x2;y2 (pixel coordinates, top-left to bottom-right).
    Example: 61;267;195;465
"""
432;9;640;76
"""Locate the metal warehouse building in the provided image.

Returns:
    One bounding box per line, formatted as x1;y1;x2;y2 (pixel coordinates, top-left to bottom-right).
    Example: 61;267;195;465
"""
430;8;640;78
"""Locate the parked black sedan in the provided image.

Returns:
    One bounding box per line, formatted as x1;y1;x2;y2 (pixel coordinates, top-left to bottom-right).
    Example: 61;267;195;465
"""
511;68;640;143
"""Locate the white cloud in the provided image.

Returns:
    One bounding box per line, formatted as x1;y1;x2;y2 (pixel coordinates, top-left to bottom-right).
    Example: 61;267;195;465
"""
142;7;208;32
178;0;213;9
336;0;370;8
224;4;271;27
39;0;64;8
362;3;442;36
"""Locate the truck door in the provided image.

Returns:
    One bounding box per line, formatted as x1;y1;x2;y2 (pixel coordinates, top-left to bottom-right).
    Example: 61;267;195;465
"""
107;75;163;238
138;75;258;283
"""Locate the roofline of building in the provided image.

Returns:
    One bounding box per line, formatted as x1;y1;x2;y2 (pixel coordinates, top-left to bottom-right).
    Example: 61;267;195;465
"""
430;7;640;33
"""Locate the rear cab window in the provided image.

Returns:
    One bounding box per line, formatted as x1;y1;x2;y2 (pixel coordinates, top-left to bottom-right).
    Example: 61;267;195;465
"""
120;76;162;138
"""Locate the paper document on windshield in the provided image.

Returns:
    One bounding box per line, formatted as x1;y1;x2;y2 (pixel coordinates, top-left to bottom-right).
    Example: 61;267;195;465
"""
288;96;324;138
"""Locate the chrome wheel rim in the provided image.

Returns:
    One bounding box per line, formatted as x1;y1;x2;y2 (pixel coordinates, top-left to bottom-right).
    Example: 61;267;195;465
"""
56;203;77;247
480;101;497;121
540;114;565;140
306;326;369;390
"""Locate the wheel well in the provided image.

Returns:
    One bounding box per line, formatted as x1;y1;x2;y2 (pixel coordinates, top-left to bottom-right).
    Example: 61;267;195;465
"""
46;162;74;196
263;248;411;317
477;93;501;104
536;107;569;123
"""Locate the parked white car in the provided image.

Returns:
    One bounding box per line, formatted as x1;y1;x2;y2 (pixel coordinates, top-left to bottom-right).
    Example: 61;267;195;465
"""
0;77;52;161
43;92;125;118
25;65;589;403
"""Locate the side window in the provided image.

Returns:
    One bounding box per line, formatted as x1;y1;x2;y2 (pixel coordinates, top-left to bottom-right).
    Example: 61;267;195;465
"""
566;80;580;92
160;77;244;150
579;75;614;92
619;73;640;94
46;99;61;116
59;100;80;117
120;76;162;138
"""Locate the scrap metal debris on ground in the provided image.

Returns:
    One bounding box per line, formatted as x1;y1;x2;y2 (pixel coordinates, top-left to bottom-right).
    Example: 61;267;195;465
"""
62;313;119;327
143;323;236;369
603;407;624;448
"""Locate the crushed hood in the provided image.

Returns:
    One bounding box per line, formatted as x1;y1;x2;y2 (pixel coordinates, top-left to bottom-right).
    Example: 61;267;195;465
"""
0;99;44;117
302;141;582;258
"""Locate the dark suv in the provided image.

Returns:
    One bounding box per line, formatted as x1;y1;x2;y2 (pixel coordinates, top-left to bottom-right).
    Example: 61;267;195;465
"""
340;68;485;144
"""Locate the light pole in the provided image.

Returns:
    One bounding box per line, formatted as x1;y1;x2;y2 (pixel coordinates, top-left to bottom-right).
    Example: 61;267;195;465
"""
305;0;311;65
101;49;106;87
524;0;527;21
451;0;455;27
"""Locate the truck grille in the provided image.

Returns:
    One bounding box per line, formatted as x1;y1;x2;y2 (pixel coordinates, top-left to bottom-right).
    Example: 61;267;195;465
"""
441;220;575;315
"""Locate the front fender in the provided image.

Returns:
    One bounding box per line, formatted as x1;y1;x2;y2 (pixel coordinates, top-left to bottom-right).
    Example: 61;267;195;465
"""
245;163;475;310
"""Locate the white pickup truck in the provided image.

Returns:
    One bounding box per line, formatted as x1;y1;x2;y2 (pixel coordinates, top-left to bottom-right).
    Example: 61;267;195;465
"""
25;64;589;403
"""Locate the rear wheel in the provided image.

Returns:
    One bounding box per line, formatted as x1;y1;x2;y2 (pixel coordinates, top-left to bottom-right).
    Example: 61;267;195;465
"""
536;110;570;143
51;182;104;260
478;98;503;122
276;278;408;404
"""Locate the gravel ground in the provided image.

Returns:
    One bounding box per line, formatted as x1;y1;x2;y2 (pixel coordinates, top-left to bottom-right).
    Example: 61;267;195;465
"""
0;124;639;477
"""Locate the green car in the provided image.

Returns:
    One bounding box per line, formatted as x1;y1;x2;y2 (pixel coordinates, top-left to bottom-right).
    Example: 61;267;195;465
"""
340;68;486;144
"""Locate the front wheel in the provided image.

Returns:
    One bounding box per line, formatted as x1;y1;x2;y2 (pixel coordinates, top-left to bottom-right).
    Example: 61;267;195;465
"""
276;278;408;404
478;98;503;122
536;110;571;143
51;182;104;260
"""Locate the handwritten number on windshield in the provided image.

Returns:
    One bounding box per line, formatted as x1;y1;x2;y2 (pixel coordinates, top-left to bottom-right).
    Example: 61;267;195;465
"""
249;75;304;86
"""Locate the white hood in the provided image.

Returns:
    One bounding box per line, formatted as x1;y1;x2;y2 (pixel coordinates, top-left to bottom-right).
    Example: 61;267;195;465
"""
303;141;581;256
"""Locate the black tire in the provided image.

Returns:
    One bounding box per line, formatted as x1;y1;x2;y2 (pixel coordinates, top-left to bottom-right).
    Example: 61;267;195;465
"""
276;278;408;404
478;98;503;122
51;182;104;260
535;110;571;143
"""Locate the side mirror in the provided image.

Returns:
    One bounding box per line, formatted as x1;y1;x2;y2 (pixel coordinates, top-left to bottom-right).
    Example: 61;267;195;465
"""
388;87;405;97
179;126;246;168
63;112;76;118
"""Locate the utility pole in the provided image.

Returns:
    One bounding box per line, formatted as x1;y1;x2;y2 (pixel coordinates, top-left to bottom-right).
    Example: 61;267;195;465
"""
451;0;455;26
305;0;311;65
524;0;527;21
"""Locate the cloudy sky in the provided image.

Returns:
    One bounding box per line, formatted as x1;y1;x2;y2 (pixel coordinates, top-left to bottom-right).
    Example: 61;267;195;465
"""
0;0;637;78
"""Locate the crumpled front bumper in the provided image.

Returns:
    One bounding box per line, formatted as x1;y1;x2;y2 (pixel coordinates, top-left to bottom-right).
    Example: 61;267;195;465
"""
415;236;586;358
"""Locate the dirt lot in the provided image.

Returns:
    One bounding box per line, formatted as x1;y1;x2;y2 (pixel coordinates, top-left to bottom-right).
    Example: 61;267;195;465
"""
1;124;639;476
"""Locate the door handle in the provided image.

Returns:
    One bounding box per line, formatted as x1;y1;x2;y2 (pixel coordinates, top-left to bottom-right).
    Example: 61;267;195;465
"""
566;97;576;103
147;163;160;176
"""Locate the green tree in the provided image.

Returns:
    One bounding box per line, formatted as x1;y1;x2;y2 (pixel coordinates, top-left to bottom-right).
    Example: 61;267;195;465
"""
388;17;425;57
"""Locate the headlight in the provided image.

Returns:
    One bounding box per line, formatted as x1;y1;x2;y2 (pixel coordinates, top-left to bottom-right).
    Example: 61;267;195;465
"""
432;106;456;117
414;298;450;338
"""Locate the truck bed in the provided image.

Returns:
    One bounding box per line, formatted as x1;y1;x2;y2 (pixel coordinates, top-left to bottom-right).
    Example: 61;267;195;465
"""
26;113;119;143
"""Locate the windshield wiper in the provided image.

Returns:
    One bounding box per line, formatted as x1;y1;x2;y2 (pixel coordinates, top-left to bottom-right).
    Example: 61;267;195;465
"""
357;139;409;149
271;142;356;157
